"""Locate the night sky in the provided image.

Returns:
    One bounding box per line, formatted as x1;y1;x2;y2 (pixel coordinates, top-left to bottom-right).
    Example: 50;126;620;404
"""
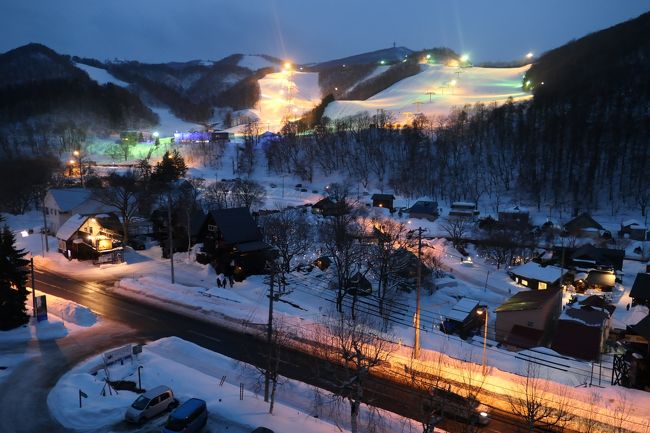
1;0;648;64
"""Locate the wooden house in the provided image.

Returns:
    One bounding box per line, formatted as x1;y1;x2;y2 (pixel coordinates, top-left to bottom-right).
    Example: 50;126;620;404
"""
552;306;612;361
630;273;650;307
619;220;648;241
196;207;271;277
440;298;482;338
498;206;530;227
449;202;479;219
495;288;562;348
371;194;395;209
56;213;124;264
312;197;347;217
508;261;566;290
563;213;603;238
553;244;625;271
44;188;113;234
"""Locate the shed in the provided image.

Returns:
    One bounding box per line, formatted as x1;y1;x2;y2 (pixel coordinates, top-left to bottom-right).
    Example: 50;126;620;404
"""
449;202;479;219
564;213;603;236
509;261;565;290
371;194;395;209
585;270;616;292
312;197;347;217
346;272;372;296
552;307;611;361
630;273;650;307
619;220;647;241
441;298;481;337
498;206;530;226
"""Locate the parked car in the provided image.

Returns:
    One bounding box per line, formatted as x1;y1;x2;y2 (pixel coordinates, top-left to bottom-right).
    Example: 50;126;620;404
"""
128;236;146;250
162;398;208;433
125;385;177;425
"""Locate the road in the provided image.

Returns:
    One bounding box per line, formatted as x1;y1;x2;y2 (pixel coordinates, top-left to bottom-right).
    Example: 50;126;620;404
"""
5;268;528;433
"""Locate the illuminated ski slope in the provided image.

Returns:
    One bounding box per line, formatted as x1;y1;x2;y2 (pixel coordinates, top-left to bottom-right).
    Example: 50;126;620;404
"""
324;63;532;124
251;69;322;131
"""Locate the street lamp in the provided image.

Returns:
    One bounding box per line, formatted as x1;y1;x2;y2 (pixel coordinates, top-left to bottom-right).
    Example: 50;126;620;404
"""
526;52;534;60
476;307;488;375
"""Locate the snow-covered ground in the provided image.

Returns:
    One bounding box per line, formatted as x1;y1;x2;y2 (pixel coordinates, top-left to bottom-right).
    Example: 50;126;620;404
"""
75;62;129;87
49;337;419;433
325;64;531;125
238;54;279;71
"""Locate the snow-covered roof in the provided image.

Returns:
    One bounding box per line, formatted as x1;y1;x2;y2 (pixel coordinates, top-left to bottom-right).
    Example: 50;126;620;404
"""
559;307;609;327
48;188;93;212
510;261;564;284
447;297;479;322
56;214;88;241
622;219;641;228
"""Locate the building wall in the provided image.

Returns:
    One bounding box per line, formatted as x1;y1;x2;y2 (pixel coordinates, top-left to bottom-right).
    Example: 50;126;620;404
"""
495;291;562;342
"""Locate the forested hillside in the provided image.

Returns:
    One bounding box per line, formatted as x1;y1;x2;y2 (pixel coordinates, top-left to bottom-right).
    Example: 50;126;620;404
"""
267;13;650;218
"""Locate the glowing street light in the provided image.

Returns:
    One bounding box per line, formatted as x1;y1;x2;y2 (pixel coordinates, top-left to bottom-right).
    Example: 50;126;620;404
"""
426;54;431;60
152;131;160;138
450;79;457;86
526;52;534;59
283;62;292;71
477;307;489;375
460;54;470;63
379;60;386;65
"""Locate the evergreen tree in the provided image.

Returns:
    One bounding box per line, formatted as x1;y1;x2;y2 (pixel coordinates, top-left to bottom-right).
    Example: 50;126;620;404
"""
152;150;187;185
0;223;31;330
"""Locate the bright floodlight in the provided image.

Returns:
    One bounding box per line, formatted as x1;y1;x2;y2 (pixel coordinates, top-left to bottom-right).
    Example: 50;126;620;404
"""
153;131;159;138
380;60;385;65
460;54;469;62
21;230;29;238
526;52;534;59
426;54;431;59
283;62;292;70
73;150;79;156
69;159;75;164
450;79;457;86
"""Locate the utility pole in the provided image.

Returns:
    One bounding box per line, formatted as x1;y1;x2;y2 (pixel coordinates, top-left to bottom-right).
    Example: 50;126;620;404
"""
425;91;435;103
167;192;175;284
31;257;36;317
412;227;427;359
264;269;275;402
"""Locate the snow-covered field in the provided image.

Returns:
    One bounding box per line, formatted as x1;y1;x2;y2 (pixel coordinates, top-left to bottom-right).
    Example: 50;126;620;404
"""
75;62;129;87
325;64;531;125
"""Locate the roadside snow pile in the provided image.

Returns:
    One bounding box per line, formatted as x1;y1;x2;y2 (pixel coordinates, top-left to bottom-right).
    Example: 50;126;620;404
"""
49;301;97;327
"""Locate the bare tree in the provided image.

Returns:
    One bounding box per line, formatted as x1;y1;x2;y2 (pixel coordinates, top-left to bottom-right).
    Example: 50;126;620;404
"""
609;391;635;433
92;171;143;244
231;179;266;209
508;361;575;433
261;208;311;273
441;217;472;249
312;311;394;433
203;180;231;209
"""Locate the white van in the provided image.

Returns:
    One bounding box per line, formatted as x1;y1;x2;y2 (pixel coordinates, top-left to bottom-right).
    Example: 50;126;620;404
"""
125;385;177;425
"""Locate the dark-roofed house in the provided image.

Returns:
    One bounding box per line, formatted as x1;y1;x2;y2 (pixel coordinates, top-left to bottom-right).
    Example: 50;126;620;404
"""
553;244;625;271
552;306;612;361
509;261;566;290
56;213;124;264
441;298;482;338
495;288;562;348
498;206;530;227
449;202;479;219
371;194;395;209
585;270;616;292
563;213;603;237
619;220;647;241
197;207;271;277
406;200;439;221
312;197;347;217
630;273;650;307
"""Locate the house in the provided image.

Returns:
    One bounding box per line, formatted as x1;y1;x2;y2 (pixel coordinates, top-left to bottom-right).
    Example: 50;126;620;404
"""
441;298;482;337
498;206;530;227
553;244;625;271
630;273;650;307
346;272;372;296
313;256;331;271
56;213;124;264
552;306;612;361
449;202;479;219
196;207;271;277
495;288;562;348
371;194;395;209
508;261;566;290
563;213;603;238
311;197;347;217
584;269;616;292
406;201;439;221
44;188;113;234
619;220;648;241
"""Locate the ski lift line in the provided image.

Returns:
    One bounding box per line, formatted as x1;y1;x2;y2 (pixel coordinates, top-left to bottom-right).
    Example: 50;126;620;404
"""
282;273;614;377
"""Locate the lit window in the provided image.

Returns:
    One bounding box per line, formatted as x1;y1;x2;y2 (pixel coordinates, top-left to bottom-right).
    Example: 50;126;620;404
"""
538;282;547;290
207;224;217;232
522;279;528;286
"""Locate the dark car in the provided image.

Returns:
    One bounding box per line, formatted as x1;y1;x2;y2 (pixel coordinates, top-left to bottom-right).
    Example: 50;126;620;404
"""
128;237;146;250
251;428;274;433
